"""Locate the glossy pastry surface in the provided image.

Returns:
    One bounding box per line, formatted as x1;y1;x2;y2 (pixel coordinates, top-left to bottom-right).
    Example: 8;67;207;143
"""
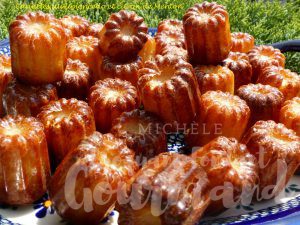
89;78;139;133
49;132;138;225
3;79;58;117
0;115;50;205
37;98;96;165
138;55;201;131
60;15;90;38
183;1;231;64
279;97;300;136
192;136;258;215
242;120;300;198
9;11;67;84
118;152;211;225
237;83;284;126
111;109;167;163
231;32;255;53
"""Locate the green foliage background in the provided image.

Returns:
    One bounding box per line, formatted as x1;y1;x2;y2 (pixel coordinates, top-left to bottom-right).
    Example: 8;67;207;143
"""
0;0;299;72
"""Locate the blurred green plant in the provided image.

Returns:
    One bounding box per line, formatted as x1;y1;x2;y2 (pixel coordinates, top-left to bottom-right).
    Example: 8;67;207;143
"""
0;0;299;72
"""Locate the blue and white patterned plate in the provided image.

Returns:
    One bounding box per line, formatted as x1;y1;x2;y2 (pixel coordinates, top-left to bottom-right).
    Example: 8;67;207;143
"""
1;35;300;225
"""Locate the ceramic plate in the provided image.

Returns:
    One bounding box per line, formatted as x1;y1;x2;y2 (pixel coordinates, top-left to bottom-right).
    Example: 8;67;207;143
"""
1;33;300;225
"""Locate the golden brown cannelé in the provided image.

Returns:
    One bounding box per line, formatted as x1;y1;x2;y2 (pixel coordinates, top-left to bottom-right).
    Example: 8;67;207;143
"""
138;35;156;63
9;11;67;84
0;115;50;205
49;132;138;225
279;97;300;136
192;136;258;215
86;23;104;38
187;91;250;147
111;109;167;163
157;19;183;33
230;32;255;53
56;59;91;100
237;83;284;126
257;65;300;101
138;55;201;131
248;45;285;82
242;120;300;199
101;55;143;86
0;55;13;116
155;30;186;55
3;79;58;117
194;65;234;94
118;152;211;225
60;15;90;38
223;52;253;92
89;78;139;133
37;98;96;165
66;35;102;83
183;2;231;64
99;10;148;62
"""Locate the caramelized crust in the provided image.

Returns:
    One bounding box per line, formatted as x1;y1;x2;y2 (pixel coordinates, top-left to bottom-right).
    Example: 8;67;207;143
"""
248;45;285;82
258;65;300;101
37;98;96;165
194;65;234;94
3;79;58;117
279;97;300;136
89;78;139;133
231;32;255;53
159;46;188;62
9;11;67;84
86;23;104;38
0;55;13;116
183;2;231;64
66;35;102;82
192;136;258;215
0;115;50;205
57;59;91;100
155;30;186;55
157;19;183;33
138;35;156;63
242;120;300;198
237;84;284;126
101;56;143;86
223;52;253;91
118;153;211;225
187;91;250;147
99;10;148;62
138;55;201;131
111;109;167;162
60;15;90;38
49;132;138;225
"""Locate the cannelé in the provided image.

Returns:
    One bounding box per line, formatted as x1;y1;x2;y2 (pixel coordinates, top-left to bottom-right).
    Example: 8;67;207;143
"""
257;65;300;101
99;10;148;62
37;98;96;165
3;79;58;117
9;11;67;84
89;78;139;133
49;132;138;225
192;136;258;215
56;59;91;100
111;109;167;163
0;115;50;205
187;91;250;147
242;120;300;199
138;55;201;131
279;97;300;136
237;83;284;126
183;2;231;64
223;52;253;91
248;45;285;82
118;152;211;225
230;32;255;53
194;65;234;94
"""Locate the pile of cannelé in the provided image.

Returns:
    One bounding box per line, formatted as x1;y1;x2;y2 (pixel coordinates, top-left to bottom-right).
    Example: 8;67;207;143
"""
0;1;299;225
